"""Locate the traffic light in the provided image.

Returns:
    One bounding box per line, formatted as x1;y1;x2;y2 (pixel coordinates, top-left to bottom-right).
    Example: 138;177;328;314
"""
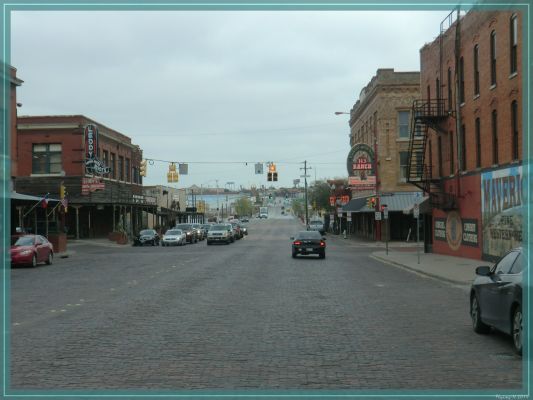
273;172;278;181
366;197;376;208
167;163;179;183
140;159;147;177
60;183;66;200
267;172;273;181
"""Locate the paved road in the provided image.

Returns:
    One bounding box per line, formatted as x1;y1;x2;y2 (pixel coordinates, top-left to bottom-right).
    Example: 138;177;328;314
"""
10;217;522;390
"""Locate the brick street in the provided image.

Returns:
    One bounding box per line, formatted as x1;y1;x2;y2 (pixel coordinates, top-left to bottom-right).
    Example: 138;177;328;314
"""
10;218;522;390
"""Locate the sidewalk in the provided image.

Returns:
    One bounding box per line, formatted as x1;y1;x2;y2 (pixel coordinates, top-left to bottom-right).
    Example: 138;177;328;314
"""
67;238;131;249
370;248;484;286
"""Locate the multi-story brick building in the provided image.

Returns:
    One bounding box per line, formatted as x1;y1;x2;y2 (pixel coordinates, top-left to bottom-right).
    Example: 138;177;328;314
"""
15;115;156;239
408;9;523;260
342;68;423;241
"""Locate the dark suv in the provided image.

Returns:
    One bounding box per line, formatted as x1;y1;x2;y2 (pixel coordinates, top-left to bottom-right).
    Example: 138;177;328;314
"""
174;224;198;244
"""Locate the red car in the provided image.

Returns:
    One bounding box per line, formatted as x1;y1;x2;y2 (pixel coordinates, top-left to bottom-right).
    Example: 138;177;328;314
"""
10;235;54;267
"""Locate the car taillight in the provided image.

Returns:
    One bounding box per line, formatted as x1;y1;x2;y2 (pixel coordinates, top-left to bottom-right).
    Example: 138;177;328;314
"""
320;241;325;247
293;241;302;245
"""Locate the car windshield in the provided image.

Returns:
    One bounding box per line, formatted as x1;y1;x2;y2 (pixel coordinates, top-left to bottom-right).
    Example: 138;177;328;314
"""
140;230;154;235
175;224;192;230
165;230;182;235
211;225;229;230
13;236;34;246
296;232;322;240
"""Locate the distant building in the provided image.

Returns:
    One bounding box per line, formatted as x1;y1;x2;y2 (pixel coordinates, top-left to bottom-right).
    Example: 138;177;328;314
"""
343;68;422;241
15;115;156;238
142;185;187;230
410;9;523;260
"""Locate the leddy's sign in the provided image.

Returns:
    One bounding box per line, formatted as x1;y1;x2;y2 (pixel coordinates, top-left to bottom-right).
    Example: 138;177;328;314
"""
346;144;375;192
84;124;110;176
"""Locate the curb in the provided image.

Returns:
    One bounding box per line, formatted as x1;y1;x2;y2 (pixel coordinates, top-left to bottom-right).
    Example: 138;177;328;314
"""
369;253;471;288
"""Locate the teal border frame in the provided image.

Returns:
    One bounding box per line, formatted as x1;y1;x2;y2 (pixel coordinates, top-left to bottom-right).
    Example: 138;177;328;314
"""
1;1;530;399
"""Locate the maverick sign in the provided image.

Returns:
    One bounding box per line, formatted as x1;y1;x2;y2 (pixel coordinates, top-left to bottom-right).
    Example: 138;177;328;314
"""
346;143;376;191
84;124;110;176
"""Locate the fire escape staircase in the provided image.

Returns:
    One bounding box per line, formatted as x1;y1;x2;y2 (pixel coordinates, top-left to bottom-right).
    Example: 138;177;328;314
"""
406;99;458;210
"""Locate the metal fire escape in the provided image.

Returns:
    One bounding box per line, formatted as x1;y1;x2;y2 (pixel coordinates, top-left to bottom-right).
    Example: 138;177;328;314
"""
406;8;461;211
406;99;457;210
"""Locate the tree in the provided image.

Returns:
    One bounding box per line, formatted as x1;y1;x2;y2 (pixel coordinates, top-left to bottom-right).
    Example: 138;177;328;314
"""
235;197;253;217
308;181;334;213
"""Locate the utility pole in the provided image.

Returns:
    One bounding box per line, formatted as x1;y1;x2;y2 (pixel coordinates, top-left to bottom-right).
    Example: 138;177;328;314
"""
300;161;311;226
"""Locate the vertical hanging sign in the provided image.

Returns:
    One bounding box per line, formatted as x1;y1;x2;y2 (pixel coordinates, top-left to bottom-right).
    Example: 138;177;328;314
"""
84;124;110;175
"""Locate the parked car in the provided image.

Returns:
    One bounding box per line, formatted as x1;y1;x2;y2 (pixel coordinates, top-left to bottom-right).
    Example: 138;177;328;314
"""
241;217;249;223
133;229;160;246
470;247;523;355
230;222;243;239
290;231;326;259
161;229;186;246
174;224;198;243
308;219;325;235
206;224;234;245
10;234;54;267
191;223;206;240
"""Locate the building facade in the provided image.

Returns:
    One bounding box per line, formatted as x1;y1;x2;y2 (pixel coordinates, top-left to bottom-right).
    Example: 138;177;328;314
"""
15;115;156;238
142;185;188;230
410;9;523;260
343;68;423;241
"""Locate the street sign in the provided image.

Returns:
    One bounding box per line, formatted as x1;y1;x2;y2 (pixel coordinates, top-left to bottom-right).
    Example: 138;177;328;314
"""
255;163;263;174
347;214;352;222
375;211;382;220
383;208;389;219
414;203;420;218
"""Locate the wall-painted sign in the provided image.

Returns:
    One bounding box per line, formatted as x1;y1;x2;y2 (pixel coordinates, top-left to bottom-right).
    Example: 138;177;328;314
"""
346;144;376;192
84;124;110;176
481;165;523;260
434;215;479;249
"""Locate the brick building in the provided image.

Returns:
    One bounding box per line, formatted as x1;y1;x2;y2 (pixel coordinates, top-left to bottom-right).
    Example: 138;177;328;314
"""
408;9;523;260
342;68;423;241
15;115;156;239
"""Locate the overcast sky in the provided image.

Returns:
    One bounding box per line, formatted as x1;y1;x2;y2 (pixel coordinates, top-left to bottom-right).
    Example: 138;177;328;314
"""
11;10;450;189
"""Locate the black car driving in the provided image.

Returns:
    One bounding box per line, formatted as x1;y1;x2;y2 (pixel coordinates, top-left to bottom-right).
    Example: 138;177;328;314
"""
291;231;326;259
133;229;160;246
470;247;523;355
174;224;198;244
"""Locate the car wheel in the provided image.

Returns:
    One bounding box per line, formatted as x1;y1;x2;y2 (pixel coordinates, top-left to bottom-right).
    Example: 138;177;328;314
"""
31;254;37;267
45;252;53;265
471;294;490;334
207;241;211;245
292;250;297;258
319;251;326;259
512;305;522;356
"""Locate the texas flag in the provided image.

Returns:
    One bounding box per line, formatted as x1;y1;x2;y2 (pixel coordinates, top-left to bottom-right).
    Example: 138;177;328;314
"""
41;193;49;208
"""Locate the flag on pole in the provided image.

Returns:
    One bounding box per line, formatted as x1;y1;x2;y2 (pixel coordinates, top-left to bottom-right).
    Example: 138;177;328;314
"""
41;193;49;208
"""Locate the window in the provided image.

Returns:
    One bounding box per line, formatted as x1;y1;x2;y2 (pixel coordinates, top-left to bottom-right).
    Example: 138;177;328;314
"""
447;67;452;110
511;100;519;160
32;144;62;174
399;152;409;182
436;78;441;114
118;156;124;181
492;110;498;164
510;15;518;74
509;252;524;274
494;251;519;274
473;45;480;95
475;118;481;168
125;158;131;182
449;132;454;174
438;136;443;177
398;111;410;138
461;124;466;171
459;57;465;104
490;31;497;86
110;153;116;179
103;150;109;169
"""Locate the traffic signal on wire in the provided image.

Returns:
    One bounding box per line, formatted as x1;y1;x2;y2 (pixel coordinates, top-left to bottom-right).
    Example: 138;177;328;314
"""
267;172;273;181
140;159;147;177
